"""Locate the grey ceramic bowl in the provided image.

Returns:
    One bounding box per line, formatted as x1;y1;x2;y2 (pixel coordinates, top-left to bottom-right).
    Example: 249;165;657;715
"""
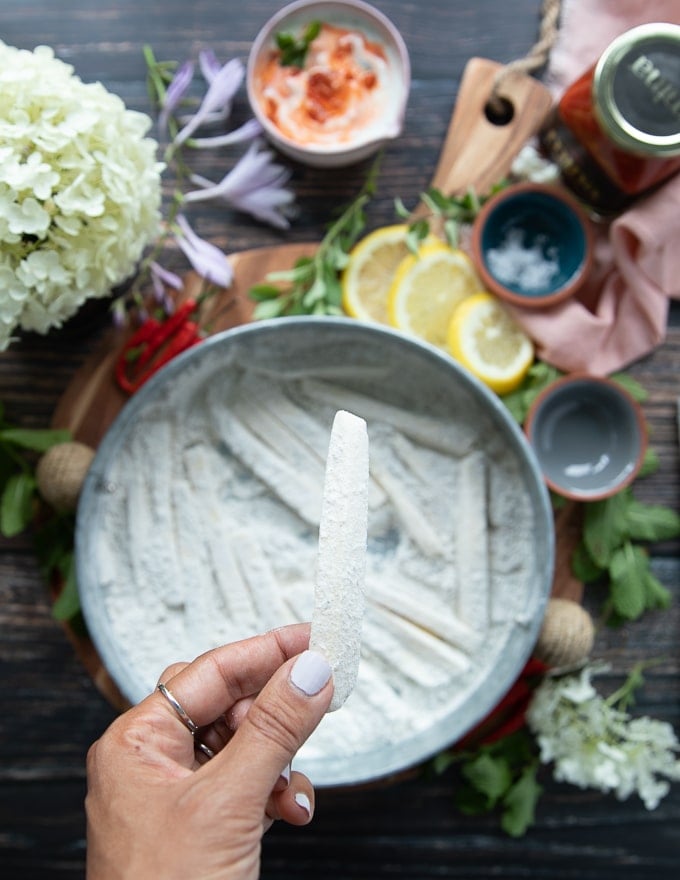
525;373;647;500
76;317;553;787
246;0;410;167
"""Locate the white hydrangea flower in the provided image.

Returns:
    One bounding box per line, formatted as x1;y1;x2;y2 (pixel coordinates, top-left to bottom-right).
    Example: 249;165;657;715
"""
527;662;680;810
0;41;164;350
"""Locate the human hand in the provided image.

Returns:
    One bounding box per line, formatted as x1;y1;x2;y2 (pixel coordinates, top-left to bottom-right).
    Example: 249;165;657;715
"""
85;623;333;879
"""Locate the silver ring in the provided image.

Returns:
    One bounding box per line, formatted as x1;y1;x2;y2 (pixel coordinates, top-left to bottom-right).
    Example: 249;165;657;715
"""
157;682;199;735
196;741;215;759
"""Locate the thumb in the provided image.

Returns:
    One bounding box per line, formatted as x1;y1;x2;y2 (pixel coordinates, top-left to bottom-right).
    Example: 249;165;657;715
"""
211;650;333;803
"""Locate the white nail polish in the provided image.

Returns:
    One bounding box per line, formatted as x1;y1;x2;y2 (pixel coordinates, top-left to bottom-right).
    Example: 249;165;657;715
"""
290;650;332;696
294;791;311;816
278;762;291;786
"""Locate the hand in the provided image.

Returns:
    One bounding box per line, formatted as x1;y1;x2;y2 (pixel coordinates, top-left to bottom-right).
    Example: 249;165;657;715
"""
85;623;333;879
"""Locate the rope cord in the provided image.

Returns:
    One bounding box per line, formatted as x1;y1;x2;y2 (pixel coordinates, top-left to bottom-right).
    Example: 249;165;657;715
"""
490;0;562;105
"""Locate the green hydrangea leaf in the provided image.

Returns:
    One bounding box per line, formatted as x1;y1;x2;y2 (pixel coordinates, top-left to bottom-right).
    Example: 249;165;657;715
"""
638;447;659;478
0;427;71;452
608;542;649;620
571;539;605;583
610;372;648;402
583;492;630;568
643;569;672;611
461;751;512;808
501;763;542;837
51;551;80;621
625;500;680;543
1;471;36;537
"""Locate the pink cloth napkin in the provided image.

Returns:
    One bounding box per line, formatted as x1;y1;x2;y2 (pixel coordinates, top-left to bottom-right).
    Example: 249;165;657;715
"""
507;0;680;375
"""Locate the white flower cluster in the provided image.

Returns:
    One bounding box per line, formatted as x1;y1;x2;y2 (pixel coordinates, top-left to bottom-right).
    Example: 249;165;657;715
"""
0;42;164;350
527;662;680;809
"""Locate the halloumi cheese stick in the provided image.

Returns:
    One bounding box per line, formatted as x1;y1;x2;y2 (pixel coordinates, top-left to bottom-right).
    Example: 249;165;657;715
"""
310;410;369;711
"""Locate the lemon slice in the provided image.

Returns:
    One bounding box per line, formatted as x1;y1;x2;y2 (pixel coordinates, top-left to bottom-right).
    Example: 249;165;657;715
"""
341;225;414;324
447;292;534;394
387;242;481;348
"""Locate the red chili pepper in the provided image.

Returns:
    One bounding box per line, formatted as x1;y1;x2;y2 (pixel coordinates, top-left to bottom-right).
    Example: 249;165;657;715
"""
115;299;202;394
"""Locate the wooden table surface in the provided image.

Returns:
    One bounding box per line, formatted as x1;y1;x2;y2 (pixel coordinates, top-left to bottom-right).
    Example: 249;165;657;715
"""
1;1;679;877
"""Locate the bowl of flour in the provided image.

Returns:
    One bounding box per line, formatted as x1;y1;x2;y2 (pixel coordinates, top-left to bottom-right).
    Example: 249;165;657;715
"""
76;316;554;787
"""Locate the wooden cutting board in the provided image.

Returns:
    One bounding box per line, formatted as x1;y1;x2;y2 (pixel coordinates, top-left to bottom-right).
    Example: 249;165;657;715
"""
50;59;582;710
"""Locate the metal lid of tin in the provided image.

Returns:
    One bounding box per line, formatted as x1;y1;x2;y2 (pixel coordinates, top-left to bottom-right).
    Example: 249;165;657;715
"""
593;21;680;157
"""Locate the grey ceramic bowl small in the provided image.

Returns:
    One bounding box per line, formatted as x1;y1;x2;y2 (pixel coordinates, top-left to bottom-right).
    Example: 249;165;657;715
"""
246;0;410;167
471;182;594;309
525;374;647;501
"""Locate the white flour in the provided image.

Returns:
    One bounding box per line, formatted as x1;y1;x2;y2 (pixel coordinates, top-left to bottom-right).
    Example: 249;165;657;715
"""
88;362;539;772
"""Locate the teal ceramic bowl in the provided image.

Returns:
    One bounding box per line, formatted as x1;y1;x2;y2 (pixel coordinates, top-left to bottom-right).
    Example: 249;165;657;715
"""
525;374;647;500
471;182;594;308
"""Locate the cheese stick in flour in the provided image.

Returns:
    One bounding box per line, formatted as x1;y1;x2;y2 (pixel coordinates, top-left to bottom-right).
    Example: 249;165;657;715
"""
310;410;369;712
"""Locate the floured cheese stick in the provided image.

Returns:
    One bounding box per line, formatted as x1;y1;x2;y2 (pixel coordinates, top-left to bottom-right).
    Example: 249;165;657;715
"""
300;379;478;456
455;451;489;629
310;410;369;711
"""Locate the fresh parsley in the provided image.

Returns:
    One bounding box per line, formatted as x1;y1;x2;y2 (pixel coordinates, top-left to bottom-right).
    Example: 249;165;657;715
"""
275;20;321;67
433;730;543;837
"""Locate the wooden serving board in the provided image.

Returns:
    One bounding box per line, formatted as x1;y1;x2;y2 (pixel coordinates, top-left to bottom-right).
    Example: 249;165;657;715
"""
49;58;581;709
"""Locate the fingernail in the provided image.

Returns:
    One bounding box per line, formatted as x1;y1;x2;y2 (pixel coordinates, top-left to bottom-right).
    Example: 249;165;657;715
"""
290;650;332;697
278;762;291;787
294;791;311;817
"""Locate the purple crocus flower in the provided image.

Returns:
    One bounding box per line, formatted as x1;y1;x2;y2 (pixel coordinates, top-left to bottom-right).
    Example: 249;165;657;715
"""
198;48;222;84
188;117;263;149
174;215;233;288
149;260;184;311
159;60;195;133
174;58;245;146
183;140;296;230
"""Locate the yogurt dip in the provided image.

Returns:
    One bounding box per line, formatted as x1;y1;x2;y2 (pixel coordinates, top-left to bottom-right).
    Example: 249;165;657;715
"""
253;22;400;148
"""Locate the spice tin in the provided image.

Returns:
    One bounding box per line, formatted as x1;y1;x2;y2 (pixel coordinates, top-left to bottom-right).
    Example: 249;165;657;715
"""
540;22;680;215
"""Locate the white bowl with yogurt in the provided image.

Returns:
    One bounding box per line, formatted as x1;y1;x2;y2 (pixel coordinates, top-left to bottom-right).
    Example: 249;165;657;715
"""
246;0;410;167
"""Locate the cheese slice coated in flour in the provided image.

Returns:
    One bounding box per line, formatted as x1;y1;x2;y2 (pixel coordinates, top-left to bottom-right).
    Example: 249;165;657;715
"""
310;410;369;712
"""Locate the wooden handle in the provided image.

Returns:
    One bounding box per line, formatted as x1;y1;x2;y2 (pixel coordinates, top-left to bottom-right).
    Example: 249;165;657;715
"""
422;57;554;203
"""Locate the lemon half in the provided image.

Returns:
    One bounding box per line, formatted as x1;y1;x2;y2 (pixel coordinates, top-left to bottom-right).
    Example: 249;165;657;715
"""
447;292;534;394
387;242;481;348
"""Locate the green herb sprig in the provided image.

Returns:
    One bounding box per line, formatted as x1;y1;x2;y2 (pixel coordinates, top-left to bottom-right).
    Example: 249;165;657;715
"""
501;369;680;622
0;403;78;623
249;159;380;317
432;730;542;837
396;182;509;252
275;21;321;67
0;402;70;538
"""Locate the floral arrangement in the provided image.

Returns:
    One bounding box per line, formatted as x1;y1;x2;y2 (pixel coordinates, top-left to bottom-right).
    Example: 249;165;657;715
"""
0;40;297;350
528;661;680;811
0;42;163;350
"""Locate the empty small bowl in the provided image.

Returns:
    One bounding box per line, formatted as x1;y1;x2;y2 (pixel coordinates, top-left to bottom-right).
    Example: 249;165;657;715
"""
524;374;647;501
471;182;594;308
246;0;410;168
